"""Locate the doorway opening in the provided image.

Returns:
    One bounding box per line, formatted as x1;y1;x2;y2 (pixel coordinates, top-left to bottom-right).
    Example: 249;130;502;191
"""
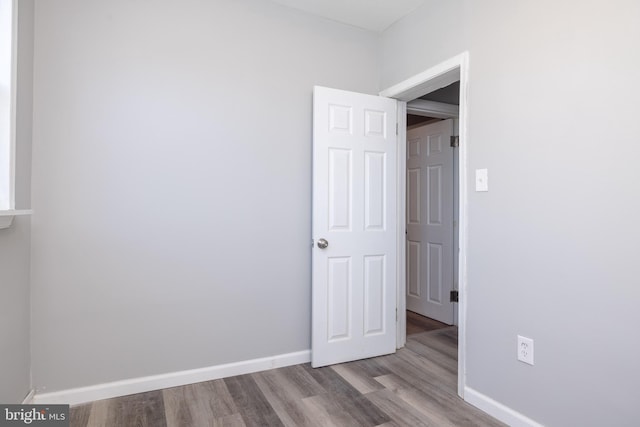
406;81;460;327
405;82;461;400
380;52;469;397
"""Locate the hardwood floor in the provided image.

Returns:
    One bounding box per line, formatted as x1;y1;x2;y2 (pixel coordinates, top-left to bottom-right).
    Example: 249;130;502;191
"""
71;327;505;427
406;310;450;336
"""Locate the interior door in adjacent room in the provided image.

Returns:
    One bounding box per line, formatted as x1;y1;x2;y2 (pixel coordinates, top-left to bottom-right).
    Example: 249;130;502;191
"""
312;86;397;367
406;119;455;325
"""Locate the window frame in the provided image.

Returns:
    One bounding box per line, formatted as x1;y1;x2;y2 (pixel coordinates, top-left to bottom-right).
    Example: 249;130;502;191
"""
1;0;16;211
0;0;31;229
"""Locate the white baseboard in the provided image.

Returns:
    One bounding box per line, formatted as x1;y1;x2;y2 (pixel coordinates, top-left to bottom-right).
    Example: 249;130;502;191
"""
465;386;544;427
22;389;35;404
33;350;311;407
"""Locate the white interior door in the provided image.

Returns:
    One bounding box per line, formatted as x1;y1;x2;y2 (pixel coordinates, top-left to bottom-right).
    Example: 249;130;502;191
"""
406;119;455;324
312;86;397;368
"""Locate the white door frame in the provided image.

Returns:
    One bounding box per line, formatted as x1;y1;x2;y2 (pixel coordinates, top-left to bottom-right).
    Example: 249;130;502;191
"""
380;52;469;398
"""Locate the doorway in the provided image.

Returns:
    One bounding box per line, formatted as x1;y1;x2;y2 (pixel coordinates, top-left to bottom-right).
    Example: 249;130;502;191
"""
406;113;458;325
380;52;469;397
404;84;460;400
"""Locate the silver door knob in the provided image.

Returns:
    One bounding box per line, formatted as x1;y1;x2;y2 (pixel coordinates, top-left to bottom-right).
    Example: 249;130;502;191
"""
317;238;329;249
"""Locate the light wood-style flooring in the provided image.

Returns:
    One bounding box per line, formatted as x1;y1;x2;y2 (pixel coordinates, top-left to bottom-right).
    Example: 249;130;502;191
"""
70;318;504;427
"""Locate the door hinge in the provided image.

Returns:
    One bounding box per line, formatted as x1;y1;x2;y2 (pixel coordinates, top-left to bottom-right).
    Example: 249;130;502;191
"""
396;308;398;321
396;123;399;135
450;290;459;303
450;136;459;147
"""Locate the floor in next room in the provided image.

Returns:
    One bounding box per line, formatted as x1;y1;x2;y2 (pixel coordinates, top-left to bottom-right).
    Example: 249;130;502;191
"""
406;310;450;336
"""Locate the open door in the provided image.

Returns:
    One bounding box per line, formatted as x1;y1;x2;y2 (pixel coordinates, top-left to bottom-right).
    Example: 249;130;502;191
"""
406;119;455;325
312;86;397;367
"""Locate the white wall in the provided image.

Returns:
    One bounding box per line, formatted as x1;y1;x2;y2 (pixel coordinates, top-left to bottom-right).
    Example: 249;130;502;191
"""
30;0;379;392
0;0;34;403
382;1;640;426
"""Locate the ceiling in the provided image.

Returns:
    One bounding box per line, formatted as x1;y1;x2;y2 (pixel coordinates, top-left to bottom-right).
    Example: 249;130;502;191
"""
421;81;460;105
269;0;426;32
409;81;461;127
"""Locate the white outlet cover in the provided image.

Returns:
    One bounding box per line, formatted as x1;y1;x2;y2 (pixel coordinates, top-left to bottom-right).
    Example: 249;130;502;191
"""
517;335;534;365
475;168;488;192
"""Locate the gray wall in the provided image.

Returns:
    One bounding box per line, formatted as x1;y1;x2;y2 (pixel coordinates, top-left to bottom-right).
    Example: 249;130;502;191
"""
27;2;640;424
30;0;379;392
0;0;34;404
380;0;470;90
382;1;640;426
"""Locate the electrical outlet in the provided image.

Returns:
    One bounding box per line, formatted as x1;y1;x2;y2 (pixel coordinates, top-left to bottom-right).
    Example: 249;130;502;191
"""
517;335;534;365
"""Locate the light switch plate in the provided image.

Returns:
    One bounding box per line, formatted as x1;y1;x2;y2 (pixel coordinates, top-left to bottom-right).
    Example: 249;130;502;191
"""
475;169;488;192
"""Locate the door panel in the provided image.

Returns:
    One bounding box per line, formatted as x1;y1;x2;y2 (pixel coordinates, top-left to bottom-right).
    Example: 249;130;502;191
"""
407;241;420;297
364;152;385;230
328;149;352;230
312;86;397;368
327;257;351;341
363;255;385;335
406;119;455;325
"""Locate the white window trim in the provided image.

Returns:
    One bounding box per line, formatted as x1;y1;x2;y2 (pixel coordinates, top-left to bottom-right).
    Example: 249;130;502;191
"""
0;0;32;229
0;209;32;229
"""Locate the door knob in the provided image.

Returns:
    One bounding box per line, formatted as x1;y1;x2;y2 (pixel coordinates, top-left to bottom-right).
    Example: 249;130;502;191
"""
317;238;329;249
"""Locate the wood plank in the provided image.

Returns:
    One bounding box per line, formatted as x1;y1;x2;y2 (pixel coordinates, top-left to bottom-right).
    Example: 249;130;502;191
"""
406;311;449;335
104;390;167;427
69;403;91;427
224;374;284;427
300;364;360;399
349;356;391;378
259;365;325;399
214;413;246;427
395;347;458;389
374;373;416;392
163;380;238;427
380;372;505;427
252;369;317;427
163;386;194;427
302;364;391;426
330;363;386;394
373;353;459;404
373;356;507;427
410;327;458;359
375;374;457;427
301;394;361;427
404;338;457;375
85;399;110;427
365;388;433;427
397;385;505;427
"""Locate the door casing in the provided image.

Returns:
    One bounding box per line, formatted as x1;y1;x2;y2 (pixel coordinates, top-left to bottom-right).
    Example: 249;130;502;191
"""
380;52;469;398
